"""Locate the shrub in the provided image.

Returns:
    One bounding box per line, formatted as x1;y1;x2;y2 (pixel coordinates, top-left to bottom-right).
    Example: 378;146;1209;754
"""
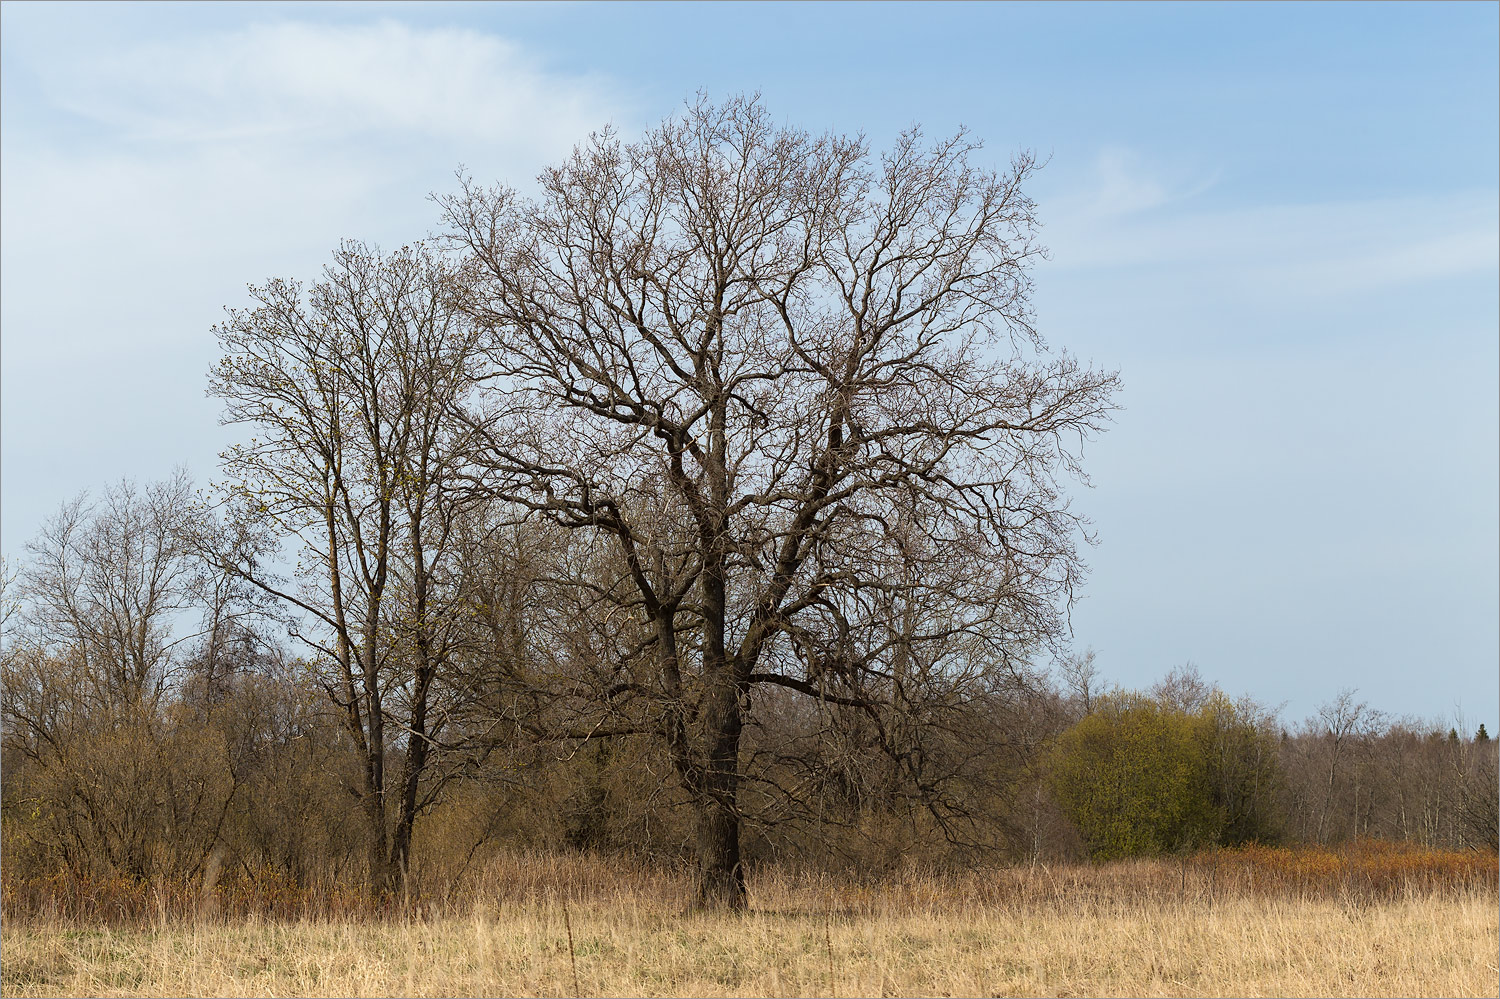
1050;693;1219;859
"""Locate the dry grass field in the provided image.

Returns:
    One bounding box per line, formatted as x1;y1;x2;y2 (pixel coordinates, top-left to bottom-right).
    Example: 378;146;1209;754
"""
3;844;1496;998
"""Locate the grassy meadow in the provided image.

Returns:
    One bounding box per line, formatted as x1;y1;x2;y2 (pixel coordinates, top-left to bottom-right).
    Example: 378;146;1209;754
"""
3;843;1496;998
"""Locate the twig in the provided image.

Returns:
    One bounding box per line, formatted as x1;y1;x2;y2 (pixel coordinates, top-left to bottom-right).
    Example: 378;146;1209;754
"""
563;899;582;997
825;903;835;998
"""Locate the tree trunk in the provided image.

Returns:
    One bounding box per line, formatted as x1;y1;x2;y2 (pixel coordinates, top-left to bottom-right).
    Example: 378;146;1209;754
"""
390;663;435;882
362;785;394;895
695;787;745;909
692;454;747;912
694;670;746;910
361;612;393;895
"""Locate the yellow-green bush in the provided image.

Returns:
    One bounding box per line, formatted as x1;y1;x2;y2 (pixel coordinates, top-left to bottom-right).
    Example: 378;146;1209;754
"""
1049;690;1280;860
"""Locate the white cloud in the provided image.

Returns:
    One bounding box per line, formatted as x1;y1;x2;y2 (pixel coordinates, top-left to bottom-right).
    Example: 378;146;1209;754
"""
43;19;626;151
1;18;632;555
4;19;635;366
1055;147;1219;218
1041;150;1497;304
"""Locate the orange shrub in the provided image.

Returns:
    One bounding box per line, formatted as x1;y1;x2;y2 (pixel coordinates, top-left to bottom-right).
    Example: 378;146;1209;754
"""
1190;838;1498;899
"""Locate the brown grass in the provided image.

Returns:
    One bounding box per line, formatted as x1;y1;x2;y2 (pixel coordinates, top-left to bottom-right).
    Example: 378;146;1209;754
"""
3;844;1496;998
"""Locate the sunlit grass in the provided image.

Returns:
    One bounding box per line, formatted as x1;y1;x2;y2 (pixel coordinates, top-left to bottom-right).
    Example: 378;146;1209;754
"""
3;845;1496;998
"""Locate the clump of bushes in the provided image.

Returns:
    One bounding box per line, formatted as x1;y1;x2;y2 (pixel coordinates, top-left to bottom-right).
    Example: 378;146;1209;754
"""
1050;688;1281;860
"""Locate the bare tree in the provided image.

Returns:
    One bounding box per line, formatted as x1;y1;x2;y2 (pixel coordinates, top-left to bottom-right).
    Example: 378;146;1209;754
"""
0;475;263;882
1303;688;1380;844
442;96;1118;908
0;557;20;642
14;472;206;709
1464;727;1498;851
1151;662;1211;714
1059;647;1100;718
209;241;488;892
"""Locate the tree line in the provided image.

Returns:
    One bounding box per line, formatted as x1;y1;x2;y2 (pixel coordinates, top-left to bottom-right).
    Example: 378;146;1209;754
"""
1;98;1492;911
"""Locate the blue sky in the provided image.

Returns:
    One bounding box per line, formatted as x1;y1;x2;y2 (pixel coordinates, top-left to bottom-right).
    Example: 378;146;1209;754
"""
3;1;1496;725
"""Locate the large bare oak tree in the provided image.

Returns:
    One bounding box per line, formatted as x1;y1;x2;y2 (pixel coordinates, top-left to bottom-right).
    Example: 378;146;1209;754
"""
441;97;1118;908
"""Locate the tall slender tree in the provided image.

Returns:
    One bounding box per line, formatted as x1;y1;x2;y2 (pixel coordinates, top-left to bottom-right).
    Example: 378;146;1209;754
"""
209;241;485;891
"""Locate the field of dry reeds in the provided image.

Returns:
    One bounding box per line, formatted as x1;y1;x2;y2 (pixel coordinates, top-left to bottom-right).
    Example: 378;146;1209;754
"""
3;842;1496;998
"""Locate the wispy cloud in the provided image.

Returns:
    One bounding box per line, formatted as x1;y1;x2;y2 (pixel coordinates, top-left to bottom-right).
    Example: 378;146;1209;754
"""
2;18;631;553
3;18;635;353
1053;147;1222;218
41;19;627;151
1042;150;1497;304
